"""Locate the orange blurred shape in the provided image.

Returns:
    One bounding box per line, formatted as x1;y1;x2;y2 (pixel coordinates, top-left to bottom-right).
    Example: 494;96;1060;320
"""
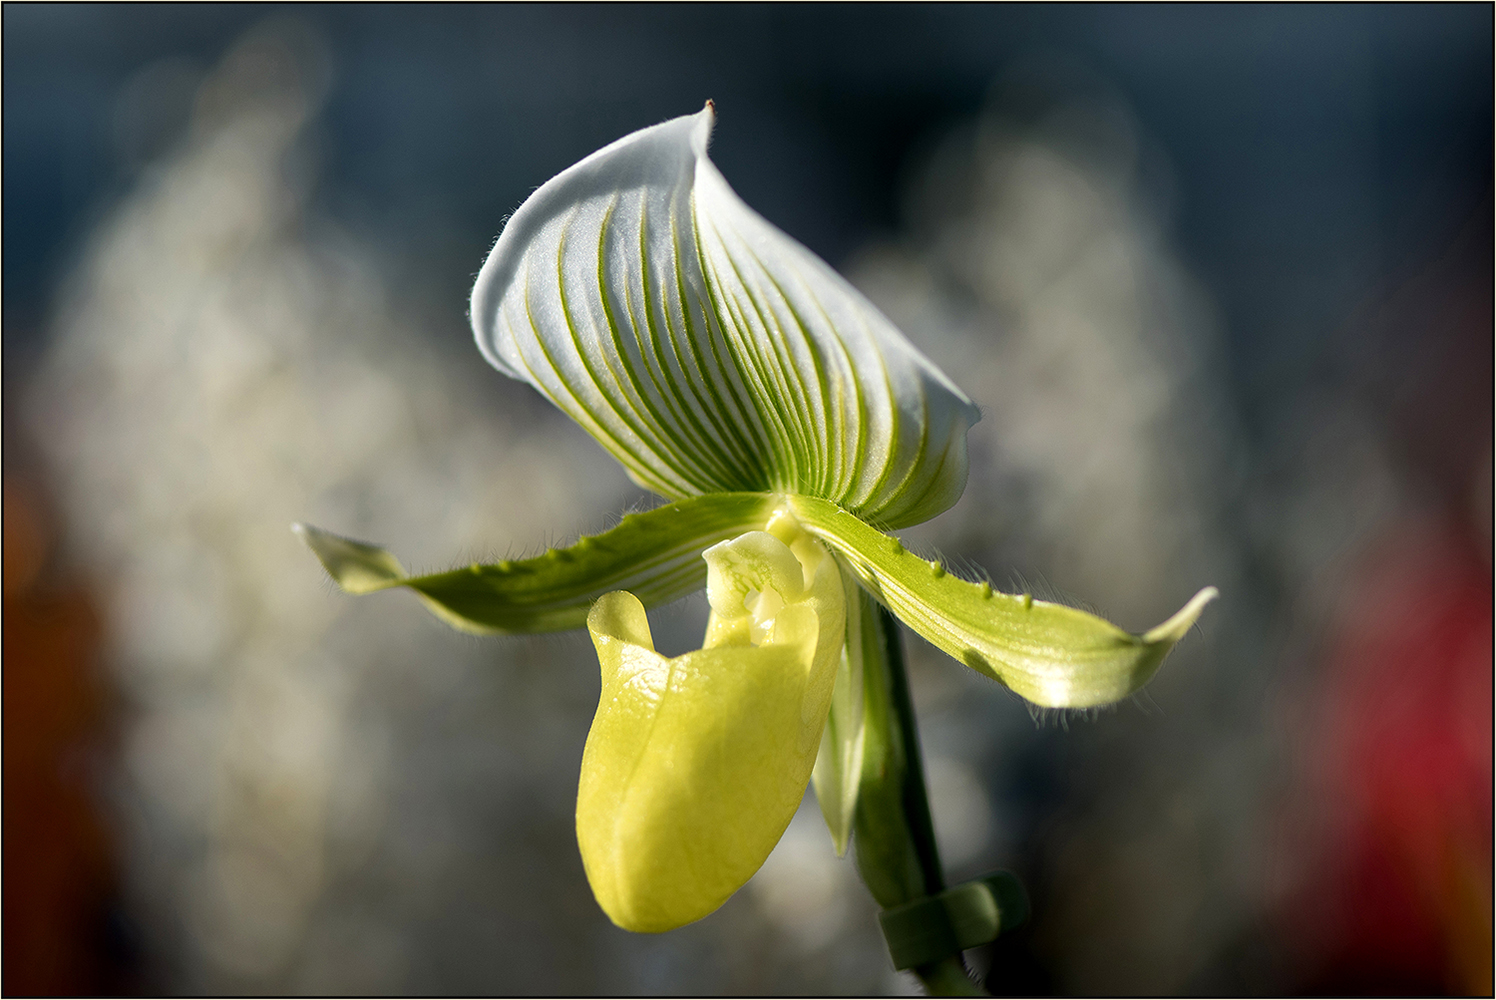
3;475;121;995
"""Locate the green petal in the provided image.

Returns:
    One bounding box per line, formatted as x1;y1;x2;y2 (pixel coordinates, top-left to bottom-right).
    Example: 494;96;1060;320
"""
470;104;980;528
787;496;1218;708
292;492;779;634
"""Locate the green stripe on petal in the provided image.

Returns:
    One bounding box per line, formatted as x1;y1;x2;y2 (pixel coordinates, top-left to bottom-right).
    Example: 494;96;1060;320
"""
787;496;1218;709
293;493;780;635
471;104;981;529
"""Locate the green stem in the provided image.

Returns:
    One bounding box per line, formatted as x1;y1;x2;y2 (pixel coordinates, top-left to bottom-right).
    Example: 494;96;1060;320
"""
878;603;944;898
852;598;982;996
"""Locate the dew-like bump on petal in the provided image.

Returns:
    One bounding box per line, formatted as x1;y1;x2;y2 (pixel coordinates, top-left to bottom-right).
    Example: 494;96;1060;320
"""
578;525;845;932
471;104;981;528
788;496;1219;709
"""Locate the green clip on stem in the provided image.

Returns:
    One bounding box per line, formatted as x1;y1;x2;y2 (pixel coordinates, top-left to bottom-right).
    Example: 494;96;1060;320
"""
878;871;1029;972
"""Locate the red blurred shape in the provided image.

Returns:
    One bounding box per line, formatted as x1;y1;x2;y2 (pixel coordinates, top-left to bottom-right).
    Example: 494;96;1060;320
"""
1296;518;1493;995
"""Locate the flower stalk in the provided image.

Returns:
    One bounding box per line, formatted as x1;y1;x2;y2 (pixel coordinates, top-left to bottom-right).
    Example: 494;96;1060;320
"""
854;598;979;995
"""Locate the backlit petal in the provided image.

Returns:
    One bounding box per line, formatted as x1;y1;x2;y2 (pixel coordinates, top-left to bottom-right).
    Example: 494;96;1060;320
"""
471;105;980;528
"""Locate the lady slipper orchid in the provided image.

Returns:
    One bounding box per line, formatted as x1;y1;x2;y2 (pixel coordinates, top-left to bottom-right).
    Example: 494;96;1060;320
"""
296;103;1215;935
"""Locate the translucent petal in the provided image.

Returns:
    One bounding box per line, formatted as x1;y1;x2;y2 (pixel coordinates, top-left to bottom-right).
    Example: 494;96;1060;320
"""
787;496;1218;708
579;523;846;932
292;493;779;634
471;104;980;528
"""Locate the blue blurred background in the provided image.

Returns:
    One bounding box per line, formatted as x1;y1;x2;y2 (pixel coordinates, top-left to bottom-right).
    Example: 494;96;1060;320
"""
4;5;1490;995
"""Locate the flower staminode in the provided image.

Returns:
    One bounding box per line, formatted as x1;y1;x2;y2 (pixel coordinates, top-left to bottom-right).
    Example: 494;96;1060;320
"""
296;103;1215;943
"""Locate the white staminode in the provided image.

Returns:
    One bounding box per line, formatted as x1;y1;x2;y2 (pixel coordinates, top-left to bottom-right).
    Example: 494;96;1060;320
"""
470;103;981;528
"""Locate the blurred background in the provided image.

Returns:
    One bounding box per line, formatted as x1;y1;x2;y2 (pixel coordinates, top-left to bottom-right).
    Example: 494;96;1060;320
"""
4;5;1490;995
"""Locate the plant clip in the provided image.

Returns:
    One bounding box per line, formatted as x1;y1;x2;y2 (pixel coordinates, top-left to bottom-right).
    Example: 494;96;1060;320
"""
877;870;1030;971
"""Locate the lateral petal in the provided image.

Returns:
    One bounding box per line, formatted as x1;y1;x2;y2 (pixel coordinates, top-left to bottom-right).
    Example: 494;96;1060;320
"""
788;496;1218;709
293;492;779;634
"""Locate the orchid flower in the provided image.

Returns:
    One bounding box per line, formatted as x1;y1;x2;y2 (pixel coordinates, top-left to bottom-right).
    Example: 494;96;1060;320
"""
297;103;1215;945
